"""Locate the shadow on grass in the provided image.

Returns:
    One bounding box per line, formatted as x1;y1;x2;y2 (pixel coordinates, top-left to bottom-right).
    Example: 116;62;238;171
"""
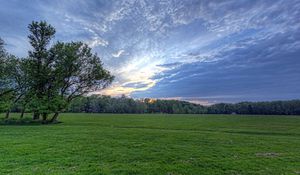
0;118;62;126
224;130;300;137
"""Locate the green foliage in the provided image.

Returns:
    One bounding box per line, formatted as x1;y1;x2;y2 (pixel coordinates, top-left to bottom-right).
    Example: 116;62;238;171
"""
49;42;114;109
0;21;113;121
67;95;207;114
0;40;21;113
25;21;57;116
65;95;300;115
0;113;299;174
207;100;300;115
0;38;10;98
0;92;13;112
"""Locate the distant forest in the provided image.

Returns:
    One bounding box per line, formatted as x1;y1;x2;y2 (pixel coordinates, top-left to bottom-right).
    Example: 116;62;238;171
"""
11;95;300;115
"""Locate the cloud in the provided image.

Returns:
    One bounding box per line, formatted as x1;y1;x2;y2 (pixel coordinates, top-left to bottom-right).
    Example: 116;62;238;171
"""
112;50;124;57
133;29;300;103
122;82;149;89
156;62;182;68
86;36;109;47
156;96;216;106
99;54;167;96
1;0;300;103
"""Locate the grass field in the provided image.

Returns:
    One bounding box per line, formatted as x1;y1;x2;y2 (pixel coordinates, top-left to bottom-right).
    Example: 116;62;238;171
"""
0;113;299;175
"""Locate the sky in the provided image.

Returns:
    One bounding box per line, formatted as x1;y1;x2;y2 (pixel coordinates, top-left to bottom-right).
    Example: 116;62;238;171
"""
0;0;300;105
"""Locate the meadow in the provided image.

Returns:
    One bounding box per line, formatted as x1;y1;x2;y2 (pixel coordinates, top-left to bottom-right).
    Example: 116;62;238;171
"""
0;113;299;175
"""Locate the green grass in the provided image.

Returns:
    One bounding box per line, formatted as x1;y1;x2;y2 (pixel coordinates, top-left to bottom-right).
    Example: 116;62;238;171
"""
0;113;299;175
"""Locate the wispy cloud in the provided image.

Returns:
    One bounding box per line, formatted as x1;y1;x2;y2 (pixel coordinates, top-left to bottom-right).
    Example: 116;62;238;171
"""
112;50;124;58
86;36;109;47
1;0;300;102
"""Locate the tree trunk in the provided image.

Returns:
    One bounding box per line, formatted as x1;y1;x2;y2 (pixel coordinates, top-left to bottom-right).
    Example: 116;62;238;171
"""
5;110;10;119
50;112;59;123
42;113;48;121
20;109;25;119
33;112;40;120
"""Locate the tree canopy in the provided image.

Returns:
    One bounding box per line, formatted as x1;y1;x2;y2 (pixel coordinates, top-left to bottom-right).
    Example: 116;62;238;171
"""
63;95;300;115
0;21;114;122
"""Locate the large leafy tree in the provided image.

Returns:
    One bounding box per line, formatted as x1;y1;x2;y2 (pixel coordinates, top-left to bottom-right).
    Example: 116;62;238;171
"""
0;38;10;112
6;58;30;118
25;21;113;122
1;22;113;122
0;39;15;113
26;21;56;120
0;38;10;98
48;42;114;121
2;57;30;118
0;39;27;116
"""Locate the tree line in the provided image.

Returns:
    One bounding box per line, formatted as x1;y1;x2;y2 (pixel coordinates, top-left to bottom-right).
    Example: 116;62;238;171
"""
12;95;299;115
0;21;113;122
1;22;299;120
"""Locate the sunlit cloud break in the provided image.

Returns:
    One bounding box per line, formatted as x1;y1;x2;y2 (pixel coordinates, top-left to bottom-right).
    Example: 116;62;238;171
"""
1;0;300;104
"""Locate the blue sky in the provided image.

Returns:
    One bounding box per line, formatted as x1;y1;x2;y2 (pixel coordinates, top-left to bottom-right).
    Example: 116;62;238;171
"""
1;0;300;104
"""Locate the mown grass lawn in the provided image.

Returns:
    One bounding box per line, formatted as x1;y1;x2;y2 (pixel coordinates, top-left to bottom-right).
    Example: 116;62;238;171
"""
0;113;299;175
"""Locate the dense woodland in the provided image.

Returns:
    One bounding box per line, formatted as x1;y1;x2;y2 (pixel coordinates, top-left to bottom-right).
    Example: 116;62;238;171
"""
12;95;300;115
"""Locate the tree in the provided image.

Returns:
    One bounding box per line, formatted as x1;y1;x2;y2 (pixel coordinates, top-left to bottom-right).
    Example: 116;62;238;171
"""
2;23;114;122
0;39;18;115
0;38;11;99
2;56;30;118
23;21;113;122
26;21;56;120
9;58;31;119
48;41;114;121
